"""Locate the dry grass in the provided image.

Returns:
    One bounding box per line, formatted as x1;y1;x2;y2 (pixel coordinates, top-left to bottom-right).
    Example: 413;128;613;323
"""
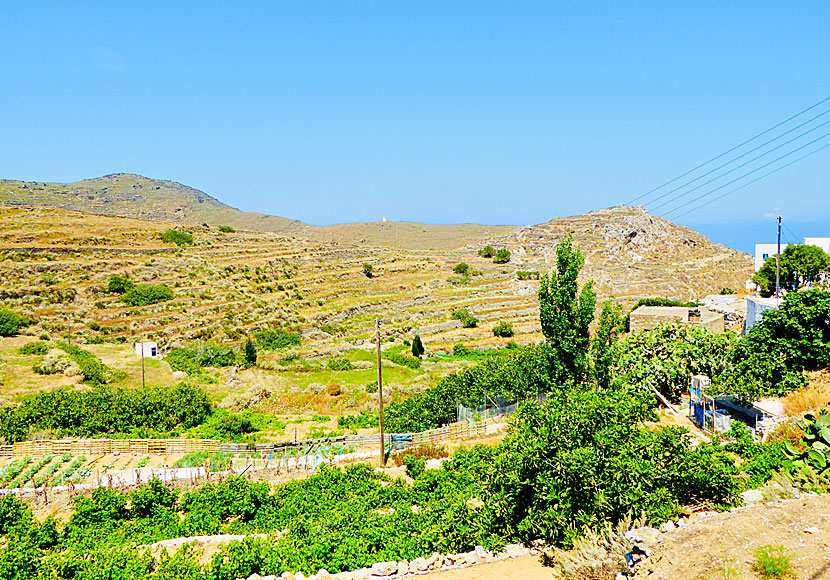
783;369;830;416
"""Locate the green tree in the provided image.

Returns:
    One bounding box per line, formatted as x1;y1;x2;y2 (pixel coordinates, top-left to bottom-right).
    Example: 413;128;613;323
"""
493;248;511;263
753;244;830;297
411;335;425;358
492;321;514;338
452;262;470;275
0;406;27;443
362;264;374;278
538;237;596;384
160;229;194;247
243;339;257;367
107;275;134;295
0;309;29;337
479;245;495;258
590;299;624;388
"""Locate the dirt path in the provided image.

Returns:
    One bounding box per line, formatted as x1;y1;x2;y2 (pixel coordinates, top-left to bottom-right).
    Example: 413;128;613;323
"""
418;555;552;580
633;494;830;580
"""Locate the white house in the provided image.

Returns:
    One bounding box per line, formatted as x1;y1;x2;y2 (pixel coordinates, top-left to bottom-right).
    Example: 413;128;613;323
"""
754;243;788;272
745;296;782;332
804;237;830;256
134;342;158;357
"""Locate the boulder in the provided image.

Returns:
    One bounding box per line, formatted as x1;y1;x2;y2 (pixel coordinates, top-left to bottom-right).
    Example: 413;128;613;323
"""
370;562;397;577
409;557;428;573
397;562;408;575
503;543;530;558
740;489;765;504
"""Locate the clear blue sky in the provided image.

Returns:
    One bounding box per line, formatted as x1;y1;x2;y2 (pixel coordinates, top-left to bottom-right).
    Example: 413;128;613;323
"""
2;1;829;252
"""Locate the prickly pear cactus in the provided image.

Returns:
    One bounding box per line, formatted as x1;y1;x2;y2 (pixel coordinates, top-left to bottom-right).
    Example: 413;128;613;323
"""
783;409;830;491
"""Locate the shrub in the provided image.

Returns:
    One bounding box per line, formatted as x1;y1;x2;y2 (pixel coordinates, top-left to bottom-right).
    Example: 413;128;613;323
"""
403;455;425;479
451;308;478;328
121;284;174;306
493;248;511;263
18;342;49;355
243;339;257;367
385;350;421;369
492;321;514;338
326;357;353;371
411;335;425;358
218;225;235;233
453;343;470;356
0;309;29;337
363;264;374;278
160;229;194;247
453;263;470;275
107;275;134;295
516;270;540;280
752;545;793;579
479;245;495;258
326;383;342;396
447;276;470;286
254;328;301;350
337;411;379;429
719;287;736;295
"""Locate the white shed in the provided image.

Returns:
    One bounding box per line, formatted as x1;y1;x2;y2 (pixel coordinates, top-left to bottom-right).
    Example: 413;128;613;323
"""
134;342;159;357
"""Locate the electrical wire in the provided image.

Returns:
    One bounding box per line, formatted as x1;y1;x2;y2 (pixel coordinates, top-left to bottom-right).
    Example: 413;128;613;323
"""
627;95;830;205
664;141;830;220
650;119;830;213
642;109;830;208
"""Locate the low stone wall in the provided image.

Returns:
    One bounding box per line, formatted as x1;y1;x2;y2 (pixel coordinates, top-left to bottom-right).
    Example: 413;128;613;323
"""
3;438;220;458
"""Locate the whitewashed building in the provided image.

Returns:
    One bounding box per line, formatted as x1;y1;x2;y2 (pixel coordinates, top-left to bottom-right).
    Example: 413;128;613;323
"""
134;341;159;357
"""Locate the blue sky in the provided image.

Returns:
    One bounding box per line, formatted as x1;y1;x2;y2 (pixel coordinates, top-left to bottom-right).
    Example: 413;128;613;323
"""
2;1;829;252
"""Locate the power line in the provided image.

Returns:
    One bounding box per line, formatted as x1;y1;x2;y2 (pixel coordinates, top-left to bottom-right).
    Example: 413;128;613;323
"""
642;108;830;209
627;95;830;205
651;123;830;213
664;141;830;220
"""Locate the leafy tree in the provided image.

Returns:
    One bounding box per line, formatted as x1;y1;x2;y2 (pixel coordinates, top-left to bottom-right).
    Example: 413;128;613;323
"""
715;289;830;403
492;321;514;338
493;248;511;263
589;299;624;388
753;244;830;297
121;284;174;306
243;339;257;367
107;274;134;295
479;245;495;258
411;335;425;357
451;308;478;328
218;225;235;233
253;329;301;350
0;309;29;337
452;263;470;275
362;264;374;278
0;406;27;443
160;229;194;247
538;237;596;384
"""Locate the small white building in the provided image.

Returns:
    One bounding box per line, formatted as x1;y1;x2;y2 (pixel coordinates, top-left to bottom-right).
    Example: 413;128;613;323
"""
754;243;788;272
134;341;159;357
804;237;830;256
745;296;782;332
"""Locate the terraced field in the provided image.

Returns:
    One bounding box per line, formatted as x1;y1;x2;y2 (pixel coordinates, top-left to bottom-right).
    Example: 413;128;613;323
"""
0;203;752;408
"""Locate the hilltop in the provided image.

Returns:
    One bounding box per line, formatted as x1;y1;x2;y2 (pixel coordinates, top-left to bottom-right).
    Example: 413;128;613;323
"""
0;174;514;251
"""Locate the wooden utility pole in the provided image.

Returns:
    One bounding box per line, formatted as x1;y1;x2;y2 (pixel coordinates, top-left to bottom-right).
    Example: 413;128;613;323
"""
376;318;385;467
141;340;146;389
776;216;782;299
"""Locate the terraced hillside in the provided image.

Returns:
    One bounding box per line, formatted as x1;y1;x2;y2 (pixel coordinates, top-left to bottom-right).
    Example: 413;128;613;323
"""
0;204;751;359
0;174;515;251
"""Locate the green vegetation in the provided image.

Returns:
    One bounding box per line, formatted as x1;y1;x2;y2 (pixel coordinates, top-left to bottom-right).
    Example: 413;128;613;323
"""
362;263;373;278
166;342;237;374
492;321;514;338
411;335;425;357
754;243;830;296
0;308;29;337
18;342;48;356
160;229;194;247
0;382;211;441
493;248;511;263
243;338;257;367
451;308;478;328
254;328;301;350
452;263;470;275
218;225;235;233
782;409;830;491
478;245;495;258
516;270;540;280
752;545;793;579
337;410;379;430
121;283;174;306
107;274;134;294
326;357;354;371
383;346;422;369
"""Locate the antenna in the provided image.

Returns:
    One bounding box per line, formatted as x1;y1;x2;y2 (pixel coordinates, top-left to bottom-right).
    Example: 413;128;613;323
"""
776;216;782;299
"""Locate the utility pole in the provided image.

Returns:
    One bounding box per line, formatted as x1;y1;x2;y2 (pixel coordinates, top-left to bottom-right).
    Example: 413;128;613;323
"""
376;318;385;467
141;340;146;389
776;216;782;300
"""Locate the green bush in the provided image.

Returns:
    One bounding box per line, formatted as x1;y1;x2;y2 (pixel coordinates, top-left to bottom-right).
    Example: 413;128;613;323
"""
55;342;125;385
337;411;379;429
453;263;470;275
326;357;353;371
451;308;478;328
492;321;514;338
0;309;29;337
493;248;511;263
121;284;174;306
18;342;49;356
218;225;235;233
411;335;425;358
452;343;470;356
478;245;495;258
253;329;301;350
516;270;540;280
362;264;374;278
160;229;194;247
107;275;134;295
752;545;793;579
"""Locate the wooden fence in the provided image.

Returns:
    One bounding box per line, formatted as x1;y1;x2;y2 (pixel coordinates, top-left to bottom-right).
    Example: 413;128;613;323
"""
0;438;220;458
